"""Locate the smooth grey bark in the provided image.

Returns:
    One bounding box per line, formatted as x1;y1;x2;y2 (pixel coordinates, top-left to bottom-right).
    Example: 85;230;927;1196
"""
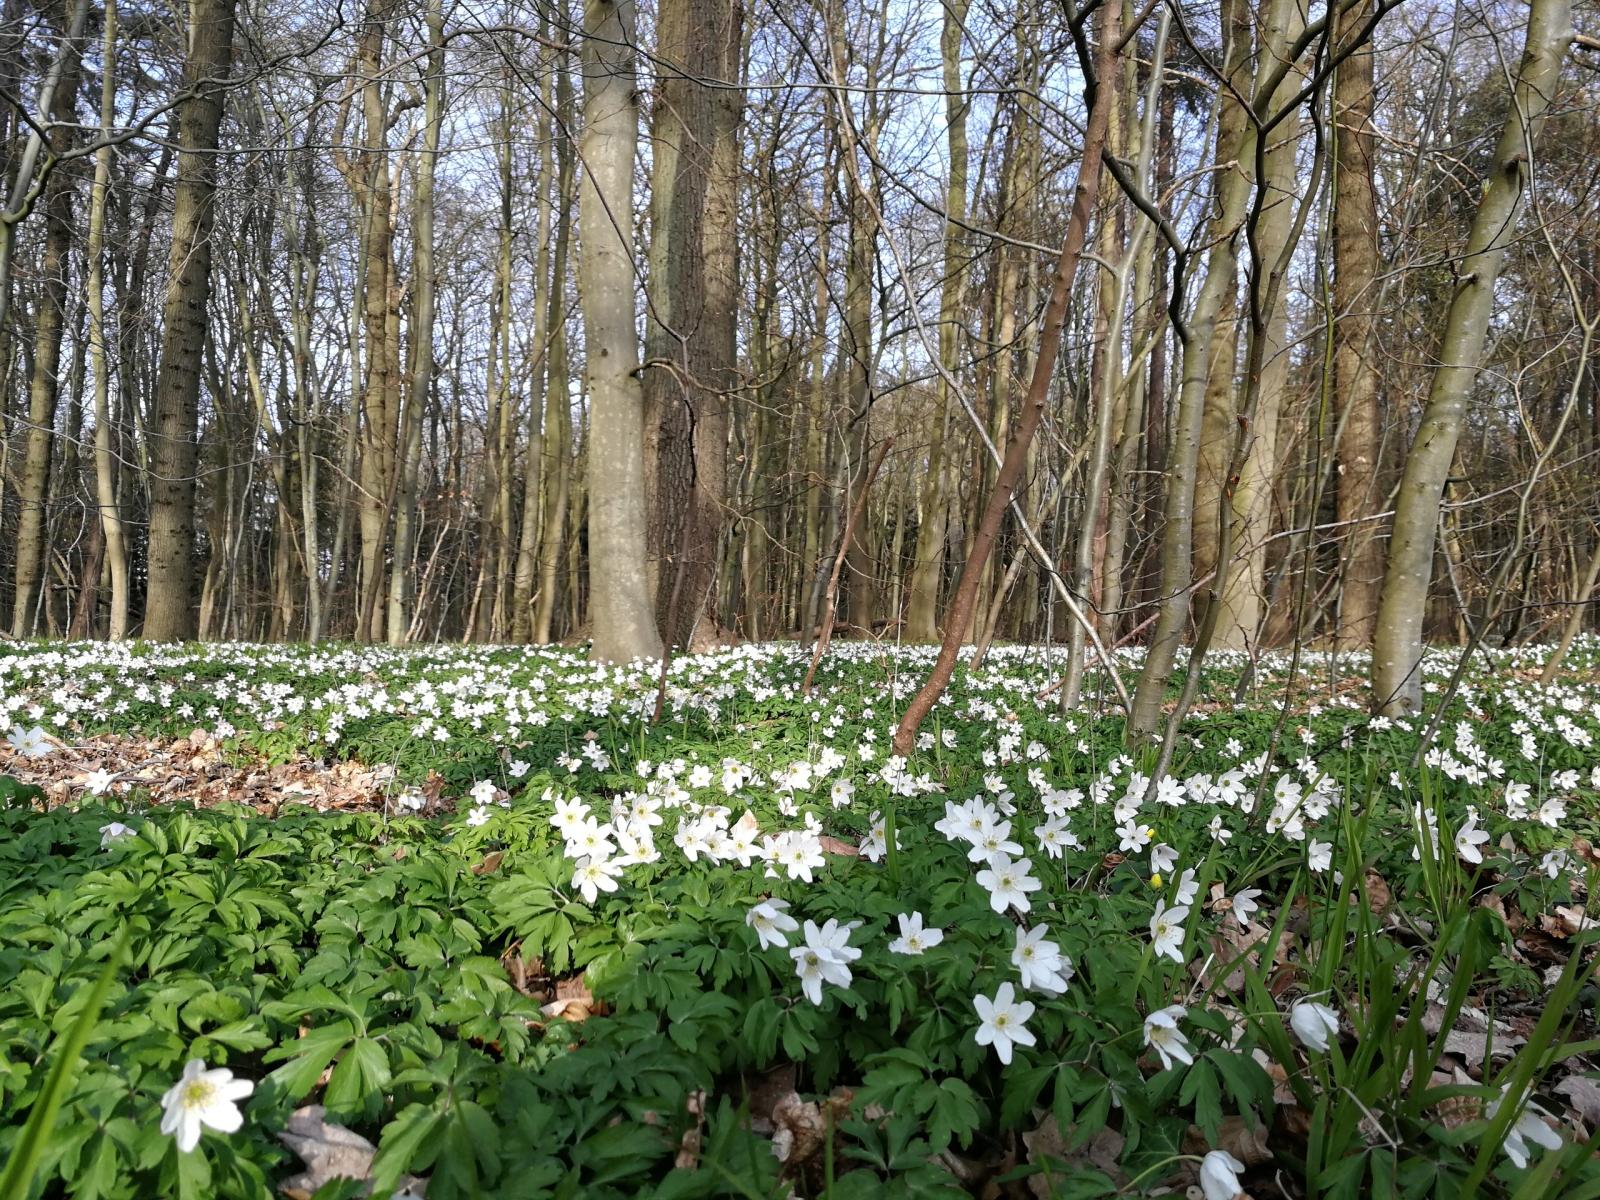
89;0;128;640
388;0;444;644
1372;0;1573;715
580;0;664;662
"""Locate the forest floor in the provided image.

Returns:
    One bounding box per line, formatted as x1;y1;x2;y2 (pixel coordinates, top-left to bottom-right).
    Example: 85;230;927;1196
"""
3;638;1600;1199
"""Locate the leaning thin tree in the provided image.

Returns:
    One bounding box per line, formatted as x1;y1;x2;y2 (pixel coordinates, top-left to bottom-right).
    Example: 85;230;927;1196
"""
892;0;1118;757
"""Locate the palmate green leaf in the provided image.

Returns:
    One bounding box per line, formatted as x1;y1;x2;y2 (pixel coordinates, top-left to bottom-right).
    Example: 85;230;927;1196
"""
1206;1047;1270;1121
926;1077;981;1151
259;1020;356;1104
324;1035;391;1119
0;930;126;1200
0;775;46;809
1178;1059;1222;1144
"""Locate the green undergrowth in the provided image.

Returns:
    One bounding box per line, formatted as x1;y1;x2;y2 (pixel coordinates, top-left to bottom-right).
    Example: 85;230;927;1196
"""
0;639;1599;1197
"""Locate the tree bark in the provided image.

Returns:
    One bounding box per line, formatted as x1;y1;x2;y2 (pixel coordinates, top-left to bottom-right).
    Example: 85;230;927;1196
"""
10;0;82;638
388;0;444;644
904;0;969;642
1372;0;1572;715
893;2;1117;756
642;0;743;649
1330;0;1385;648
581;0;665;662
143;0;235;641
88;0;127;640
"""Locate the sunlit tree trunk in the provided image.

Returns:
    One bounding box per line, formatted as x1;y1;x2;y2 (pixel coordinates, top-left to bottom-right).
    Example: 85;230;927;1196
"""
905;0;968;642
1373;0;1572;715
388;0;444;644
581;0;664;662
87;0;127;640
513;54;555;644
1127;0;1255;739
534;50;577;647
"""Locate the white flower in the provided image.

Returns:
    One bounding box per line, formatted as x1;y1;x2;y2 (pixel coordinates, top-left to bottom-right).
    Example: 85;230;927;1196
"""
887;911;943;955
1116;821;1154;853
1489;1085;1563;1169
805;917;861;963
1455;809;1490;864
465;805;492;827
967;819;1024;864
1012;924;1072;995
1289;999;1338;1052
973;982;1036;1065
830;778;855;808
1199;1148;1246;1199
565;816;616;861
550;796;590;836
1142;1004;1193;1071
1231;888;1262;924
1033;815;1080;858
1149;843;1178;875
1307;840;1333;873
99;821;135;847
975;852;1041;914
508;760;530;778
747;899;799;950
160;1059;254;1153
571;855;623;904
7;725;51;758
790;919;858;1005
1149;900;1189;963
470;779;499;805
84;769;117;796
1174;867;1200;907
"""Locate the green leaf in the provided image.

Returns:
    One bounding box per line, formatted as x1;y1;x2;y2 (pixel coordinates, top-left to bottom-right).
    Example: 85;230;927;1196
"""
927;1077;981;1152
0;932;125;1200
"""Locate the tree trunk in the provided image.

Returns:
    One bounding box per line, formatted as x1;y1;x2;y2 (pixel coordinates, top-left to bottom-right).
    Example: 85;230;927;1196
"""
144;0;235;641
1126;0;1255;740
905;0;969;642
533;49;577;646
643;0;743;649
581;0;664;662
1372;0;1571;715
87;0;127;640
10;0;81;638
1330;0;1385;648
894;1;1118;755
387;0;444;644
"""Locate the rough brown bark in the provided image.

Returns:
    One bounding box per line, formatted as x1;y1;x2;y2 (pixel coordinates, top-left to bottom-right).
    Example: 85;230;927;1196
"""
1330;0;1385;648
9;0;81;638
643;0;743;649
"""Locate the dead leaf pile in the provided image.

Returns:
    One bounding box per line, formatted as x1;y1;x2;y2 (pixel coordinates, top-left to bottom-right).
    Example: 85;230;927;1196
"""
0;731;412;815
276;1105;427;1199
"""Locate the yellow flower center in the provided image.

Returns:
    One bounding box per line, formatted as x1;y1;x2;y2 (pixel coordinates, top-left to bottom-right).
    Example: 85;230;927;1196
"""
181;1080;216;1108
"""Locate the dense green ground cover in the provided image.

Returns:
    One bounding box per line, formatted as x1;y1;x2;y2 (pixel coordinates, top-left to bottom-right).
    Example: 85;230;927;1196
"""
3;639;1600;1198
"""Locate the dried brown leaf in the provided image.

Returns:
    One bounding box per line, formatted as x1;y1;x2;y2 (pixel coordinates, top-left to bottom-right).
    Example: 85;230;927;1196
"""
276;1104;428;1198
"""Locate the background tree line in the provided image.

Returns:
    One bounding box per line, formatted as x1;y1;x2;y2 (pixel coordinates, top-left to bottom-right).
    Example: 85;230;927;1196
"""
0;0;1597;718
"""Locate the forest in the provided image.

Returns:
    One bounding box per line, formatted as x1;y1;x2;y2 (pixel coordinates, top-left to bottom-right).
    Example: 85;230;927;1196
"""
7;0;1600;1197
0;0;1591;703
